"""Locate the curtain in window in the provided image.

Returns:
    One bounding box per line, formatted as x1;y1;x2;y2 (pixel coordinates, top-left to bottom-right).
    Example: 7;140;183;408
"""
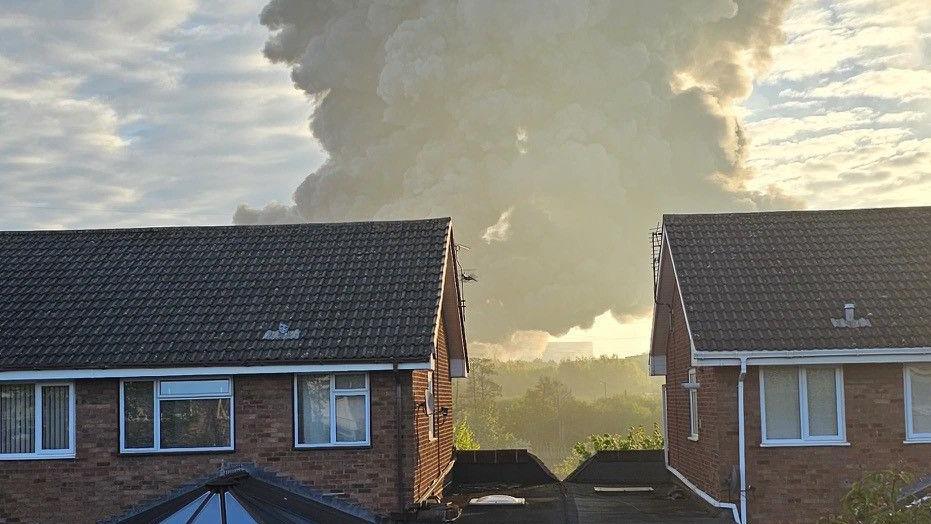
763;367;801;439
41;385;70;450
297;375;330;444
911;365;931;434
806;368;838;436
0;384;35;454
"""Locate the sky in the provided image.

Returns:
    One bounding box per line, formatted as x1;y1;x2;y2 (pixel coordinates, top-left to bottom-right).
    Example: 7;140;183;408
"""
1;0;929;357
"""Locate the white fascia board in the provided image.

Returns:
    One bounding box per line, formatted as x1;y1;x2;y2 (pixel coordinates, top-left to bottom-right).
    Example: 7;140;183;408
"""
693;347;931;367
0;361;432;381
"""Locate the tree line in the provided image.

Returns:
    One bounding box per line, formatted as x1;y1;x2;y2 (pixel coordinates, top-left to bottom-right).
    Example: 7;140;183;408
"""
453;354;663;476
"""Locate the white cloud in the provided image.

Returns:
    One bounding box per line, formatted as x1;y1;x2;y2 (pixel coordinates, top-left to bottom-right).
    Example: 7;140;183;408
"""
0;0;324;230
743;0;931;209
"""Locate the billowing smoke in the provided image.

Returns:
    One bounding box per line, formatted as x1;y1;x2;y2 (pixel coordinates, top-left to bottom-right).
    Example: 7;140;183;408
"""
240;0;797;346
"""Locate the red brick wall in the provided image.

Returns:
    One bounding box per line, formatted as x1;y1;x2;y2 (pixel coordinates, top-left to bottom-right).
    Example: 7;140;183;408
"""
0;372;418;523
412;314;455;502
742;364;931;523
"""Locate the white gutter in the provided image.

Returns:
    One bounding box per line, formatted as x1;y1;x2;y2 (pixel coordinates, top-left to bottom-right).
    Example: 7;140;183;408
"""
694;347;931;367
737;356;748;524
0;361;433;381
667;464;740;523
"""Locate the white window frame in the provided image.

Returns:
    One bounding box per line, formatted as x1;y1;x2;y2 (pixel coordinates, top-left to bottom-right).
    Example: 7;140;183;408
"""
904;365;931;443
293;373;371;448
687;368;699;441
119;377;235;454
0;381;76;461
759;366;847;447
426;371;437;441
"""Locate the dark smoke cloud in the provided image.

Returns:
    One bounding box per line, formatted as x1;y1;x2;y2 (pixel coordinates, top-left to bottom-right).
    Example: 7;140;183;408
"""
241;0;799;344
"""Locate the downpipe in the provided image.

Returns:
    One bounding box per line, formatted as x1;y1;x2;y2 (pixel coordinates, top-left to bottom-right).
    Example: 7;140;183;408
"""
738;357;748;524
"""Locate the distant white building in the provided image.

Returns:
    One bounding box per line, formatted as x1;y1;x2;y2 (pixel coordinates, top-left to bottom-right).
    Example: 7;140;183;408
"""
541;341;593;361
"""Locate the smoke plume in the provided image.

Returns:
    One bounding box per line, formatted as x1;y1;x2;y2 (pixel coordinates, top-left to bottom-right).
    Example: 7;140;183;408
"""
241;0;796;345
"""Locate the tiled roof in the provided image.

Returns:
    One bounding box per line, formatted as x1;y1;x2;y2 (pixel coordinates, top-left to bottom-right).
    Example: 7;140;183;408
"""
663;206;931;352
0;218;451;370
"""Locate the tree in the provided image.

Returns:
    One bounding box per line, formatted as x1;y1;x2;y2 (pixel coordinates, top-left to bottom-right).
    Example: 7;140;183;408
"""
454;418;480;450
570;423;664;462
820;471;931;524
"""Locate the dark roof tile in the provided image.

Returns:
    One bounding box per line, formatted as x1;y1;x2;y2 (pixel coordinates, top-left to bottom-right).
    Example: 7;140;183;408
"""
0;218;451;369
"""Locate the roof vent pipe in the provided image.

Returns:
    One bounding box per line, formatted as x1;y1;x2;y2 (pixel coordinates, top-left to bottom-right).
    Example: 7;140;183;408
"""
844;303;855;322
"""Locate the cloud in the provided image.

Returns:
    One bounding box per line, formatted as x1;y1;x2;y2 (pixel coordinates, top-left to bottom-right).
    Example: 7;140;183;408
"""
0;0;324;230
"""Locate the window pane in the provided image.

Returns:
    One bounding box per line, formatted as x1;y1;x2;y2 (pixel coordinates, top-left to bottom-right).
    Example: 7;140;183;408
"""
225;493;259;524
159;379;230;397
763;367;801;439
0;384;35;454
161;493;210;524
297;375;330;445
160;398;231;448
335;395;366;443
191;493;222;523
41;385;70;450
335;374;365;390
911;366;931;434
689;390;699;436
806;368;839;437
124;381;155;449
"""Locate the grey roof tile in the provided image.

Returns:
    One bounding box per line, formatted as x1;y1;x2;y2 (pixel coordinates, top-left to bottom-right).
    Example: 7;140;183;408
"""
663;206;931;352
0;218;450;369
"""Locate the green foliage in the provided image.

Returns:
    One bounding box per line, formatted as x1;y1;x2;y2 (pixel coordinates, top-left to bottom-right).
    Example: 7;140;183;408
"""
454;418;480;450
571;423;665;462
820;471;931;524
453;355;662;475
553;424;664;477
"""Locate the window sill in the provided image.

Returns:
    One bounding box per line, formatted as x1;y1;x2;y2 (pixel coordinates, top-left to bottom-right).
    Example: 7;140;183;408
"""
294;444;372;451
904;439;931;445
760;440;849;448
120;447;235;456
0;453;75;461
687;435;699;442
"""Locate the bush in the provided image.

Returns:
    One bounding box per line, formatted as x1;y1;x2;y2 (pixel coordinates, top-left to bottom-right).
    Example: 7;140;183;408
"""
454;418;480;450
820;471;931;524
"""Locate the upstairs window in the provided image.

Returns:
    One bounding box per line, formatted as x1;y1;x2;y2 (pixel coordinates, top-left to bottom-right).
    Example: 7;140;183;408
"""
120;378;233;453
905;365;931;442
295;373;370;447
760;366;846;446
0;382;75;460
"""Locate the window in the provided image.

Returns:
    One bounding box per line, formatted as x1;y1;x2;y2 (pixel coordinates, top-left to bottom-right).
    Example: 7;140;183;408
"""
760;366;846;446
905;365;931;442
0;382;75;460
294;373;369;447
426;371;436;440
687;368;699;440
120;378;233;453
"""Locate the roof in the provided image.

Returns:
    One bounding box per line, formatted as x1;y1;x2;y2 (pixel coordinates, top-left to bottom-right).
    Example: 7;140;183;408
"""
662;206;931;352
448;450;727;523
0;218;453;370
107;464;376;523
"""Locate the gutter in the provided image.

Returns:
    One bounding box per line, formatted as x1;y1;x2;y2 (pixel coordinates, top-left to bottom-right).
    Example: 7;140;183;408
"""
693;347;931;367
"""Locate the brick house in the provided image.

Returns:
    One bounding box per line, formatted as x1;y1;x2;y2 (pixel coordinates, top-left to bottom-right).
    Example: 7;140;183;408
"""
649;207;931;523
0;218;468;523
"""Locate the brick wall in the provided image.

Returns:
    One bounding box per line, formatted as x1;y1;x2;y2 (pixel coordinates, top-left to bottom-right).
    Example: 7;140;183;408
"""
0;371;417;523
742;364;931;523
411;314;455;502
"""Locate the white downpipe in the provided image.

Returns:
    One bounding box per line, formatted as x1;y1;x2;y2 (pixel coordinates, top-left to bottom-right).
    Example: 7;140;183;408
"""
738;356;748;524
667;465;740;523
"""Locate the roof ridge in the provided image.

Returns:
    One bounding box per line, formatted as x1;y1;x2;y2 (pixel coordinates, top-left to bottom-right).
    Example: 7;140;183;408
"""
0;216;452;235
663;205;931;221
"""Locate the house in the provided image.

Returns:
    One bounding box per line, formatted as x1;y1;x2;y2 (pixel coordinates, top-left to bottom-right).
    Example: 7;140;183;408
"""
649;206;931;523
0;217;469;523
